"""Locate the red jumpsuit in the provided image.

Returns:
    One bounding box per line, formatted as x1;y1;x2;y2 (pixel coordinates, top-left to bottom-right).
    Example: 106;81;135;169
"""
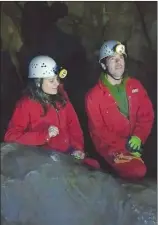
85;78;154;179
4;87;100;169
4;96;84;151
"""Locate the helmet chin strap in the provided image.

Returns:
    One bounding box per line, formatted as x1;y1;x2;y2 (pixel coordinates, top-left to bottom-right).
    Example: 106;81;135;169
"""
101;63;123;81
105;69;123;81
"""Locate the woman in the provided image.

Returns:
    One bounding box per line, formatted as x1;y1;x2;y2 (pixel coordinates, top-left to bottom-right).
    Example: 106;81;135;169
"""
4;55;100;168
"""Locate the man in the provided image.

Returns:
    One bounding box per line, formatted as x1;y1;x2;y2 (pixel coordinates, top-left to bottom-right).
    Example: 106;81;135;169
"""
85;40;154;180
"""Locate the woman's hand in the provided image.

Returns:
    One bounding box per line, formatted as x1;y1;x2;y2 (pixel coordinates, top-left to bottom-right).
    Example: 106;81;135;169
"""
48;126;59;138
71;150;85;160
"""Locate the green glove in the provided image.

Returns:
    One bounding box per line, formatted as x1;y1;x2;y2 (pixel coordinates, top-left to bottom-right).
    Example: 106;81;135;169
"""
128;136;141;150
131;151;142;158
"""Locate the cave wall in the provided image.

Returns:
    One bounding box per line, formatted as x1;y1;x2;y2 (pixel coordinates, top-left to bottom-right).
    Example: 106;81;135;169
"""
1;2;157;75
57;2;157;61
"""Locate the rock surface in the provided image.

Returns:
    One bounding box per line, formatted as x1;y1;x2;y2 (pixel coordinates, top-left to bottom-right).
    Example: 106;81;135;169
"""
1;143;157;225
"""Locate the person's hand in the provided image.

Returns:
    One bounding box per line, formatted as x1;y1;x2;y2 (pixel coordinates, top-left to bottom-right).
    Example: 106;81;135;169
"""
127;136;142;158
71;150;85;160
128;136;141;150
131;151;142;158
48;126;59;138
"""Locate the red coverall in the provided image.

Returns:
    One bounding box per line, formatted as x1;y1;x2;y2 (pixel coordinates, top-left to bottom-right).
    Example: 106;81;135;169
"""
85;78;154;179
4;96;84;151
4;86;100;169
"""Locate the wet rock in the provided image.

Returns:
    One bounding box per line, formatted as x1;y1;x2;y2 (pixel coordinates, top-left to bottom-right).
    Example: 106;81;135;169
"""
1;143;157;225
119;180;157;225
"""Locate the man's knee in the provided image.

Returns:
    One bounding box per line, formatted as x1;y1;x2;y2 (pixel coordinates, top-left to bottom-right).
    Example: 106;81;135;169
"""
127;161;147;179
114;159;147;180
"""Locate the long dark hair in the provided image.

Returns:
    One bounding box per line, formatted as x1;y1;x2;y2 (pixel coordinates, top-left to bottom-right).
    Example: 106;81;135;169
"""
23;79;67;116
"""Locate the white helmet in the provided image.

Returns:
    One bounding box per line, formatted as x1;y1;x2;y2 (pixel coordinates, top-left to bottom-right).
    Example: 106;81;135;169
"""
28;55;67;79
99;40;126;63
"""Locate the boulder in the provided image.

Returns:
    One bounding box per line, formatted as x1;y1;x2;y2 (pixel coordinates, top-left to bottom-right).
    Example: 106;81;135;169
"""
1;143;157;225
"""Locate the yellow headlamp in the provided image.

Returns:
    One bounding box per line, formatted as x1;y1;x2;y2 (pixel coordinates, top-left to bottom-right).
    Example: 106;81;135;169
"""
115;43;126;56
59;68;67;79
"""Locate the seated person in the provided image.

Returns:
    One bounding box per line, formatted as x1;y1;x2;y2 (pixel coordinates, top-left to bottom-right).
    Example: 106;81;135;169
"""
4;55;100;169
85;40;154;179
